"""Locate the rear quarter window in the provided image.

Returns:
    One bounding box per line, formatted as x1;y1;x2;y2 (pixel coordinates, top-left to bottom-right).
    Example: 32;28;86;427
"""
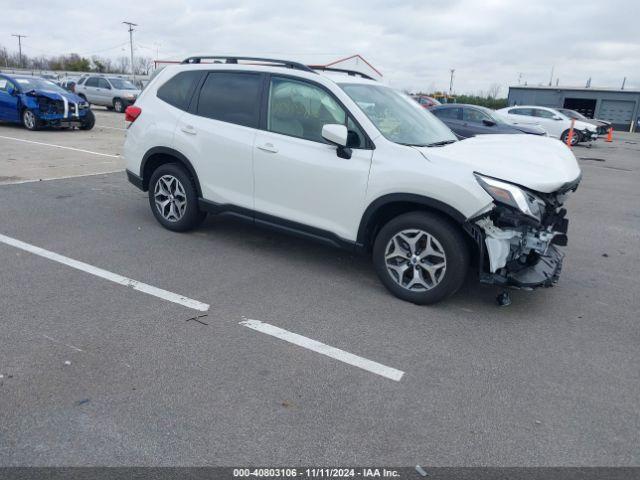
157;71;203;111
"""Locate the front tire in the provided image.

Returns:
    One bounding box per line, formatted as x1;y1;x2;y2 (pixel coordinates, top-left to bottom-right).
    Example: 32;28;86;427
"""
561;129;581;146
22;109;41;131
79;110;95;130
372;211;469;305
148;163;206;232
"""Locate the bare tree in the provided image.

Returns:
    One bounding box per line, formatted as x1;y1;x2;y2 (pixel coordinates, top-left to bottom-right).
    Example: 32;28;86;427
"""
487;83;501;99
115;56;130;74
135;56;153;75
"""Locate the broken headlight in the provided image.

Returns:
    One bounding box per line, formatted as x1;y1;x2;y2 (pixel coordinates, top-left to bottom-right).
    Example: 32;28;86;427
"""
474;174;545;222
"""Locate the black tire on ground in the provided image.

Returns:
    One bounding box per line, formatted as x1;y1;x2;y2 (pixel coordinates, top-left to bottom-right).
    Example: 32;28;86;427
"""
372;211;469;305
148;163;206;232
113;98;125;113
22;109;42;131
79;110;95;130
561;129;581;146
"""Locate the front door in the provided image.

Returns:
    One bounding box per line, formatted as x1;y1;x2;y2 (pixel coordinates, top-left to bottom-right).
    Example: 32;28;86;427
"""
0;77;20;122
253;76;373;242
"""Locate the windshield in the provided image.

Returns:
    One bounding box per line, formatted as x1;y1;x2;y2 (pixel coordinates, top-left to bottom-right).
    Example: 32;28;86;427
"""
340;83;457;146
14;77;66;94
108;78;137;90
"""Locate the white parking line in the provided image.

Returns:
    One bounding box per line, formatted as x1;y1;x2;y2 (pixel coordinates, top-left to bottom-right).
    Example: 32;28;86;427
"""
0;135;120;158
0;233;209;312
239;319;405;381
98;125;127;131
0;169;124;186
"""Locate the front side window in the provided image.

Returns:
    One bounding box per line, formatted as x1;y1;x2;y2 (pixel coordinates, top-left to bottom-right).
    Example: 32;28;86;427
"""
98;78;111;89
510;108;533;116
268;77;346;143
340;83;456;146
196;72;262;128
534;109;556;119
108;78;137;90
463;108;491;123
85;77;99;87
157;71;202;111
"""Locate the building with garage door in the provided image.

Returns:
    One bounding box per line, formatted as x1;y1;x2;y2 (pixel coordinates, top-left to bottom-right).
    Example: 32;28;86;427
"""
507;85;640;132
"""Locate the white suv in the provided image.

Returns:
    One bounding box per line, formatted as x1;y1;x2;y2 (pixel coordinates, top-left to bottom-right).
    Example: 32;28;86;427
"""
124;56;581;305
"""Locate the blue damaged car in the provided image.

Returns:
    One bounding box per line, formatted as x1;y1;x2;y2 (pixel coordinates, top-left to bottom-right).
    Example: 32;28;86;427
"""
0;74;95;131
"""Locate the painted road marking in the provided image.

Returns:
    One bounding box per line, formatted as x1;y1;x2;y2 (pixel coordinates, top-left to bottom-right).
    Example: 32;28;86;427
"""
239;319;405;381
0;233;209;312
0;169;124;186
0;135;120;158
97;125;127;131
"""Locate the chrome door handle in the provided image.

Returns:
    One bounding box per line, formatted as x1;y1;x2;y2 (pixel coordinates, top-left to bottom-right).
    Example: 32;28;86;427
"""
257;143;278;153
181;125;197;135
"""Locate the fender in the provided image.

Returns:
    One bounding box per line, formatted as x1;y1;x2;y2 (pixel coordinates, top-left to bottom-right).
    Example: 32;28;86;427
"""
356;193;468;248
140;146;202;196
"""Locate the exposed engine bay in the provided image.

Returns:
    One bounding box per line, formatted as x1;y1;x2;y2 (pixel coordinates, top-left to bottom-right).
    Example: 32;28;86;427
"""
469;174;580;289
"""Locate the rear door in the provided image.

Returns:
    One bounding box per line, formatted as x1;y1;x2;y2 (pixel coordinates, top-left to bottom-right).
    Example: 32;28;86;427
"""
0;77;20;122
173;70;262;210
252;75;373;241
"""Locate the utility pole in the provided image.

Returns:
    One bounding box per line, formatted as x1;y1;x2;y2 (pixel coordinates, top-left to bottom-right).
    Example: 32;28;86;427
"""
122;21;138;82
449;69;455;96
11;34;26;68
621;77;626;90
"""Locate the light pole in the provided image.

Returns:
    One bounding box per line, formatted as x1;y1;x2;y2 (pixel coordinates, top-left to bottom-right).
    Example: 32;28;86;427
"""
11;34;26;68
122;21;138;82
449;69;455;96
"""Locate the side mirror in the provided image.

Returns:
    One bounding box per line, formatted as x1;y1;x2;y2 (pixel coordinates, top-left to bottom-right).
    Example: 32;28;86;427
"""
482;118;496;127
322;124;352;159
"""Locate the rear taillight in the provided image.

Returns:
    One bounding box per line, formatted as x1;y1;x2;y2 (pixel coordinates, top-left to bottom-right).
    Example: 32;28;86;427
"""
125;105;142;123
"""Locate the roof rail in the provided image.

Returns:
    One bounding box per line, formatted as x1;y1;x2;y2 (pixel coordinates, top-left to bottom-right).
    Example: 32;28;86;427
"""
181;56;316;73
308;65;376;81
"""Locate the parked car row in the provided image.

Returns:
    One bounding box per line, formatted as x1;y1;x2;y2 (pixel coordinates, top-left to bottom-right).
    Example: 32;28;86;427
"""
412;96;606;147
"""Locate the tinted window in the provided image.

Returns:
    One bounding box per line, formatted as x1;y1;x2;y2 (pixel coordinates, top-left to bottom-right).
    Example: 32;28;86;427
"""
98;78;111;89
463;108;491;123
432;108;461;120
269;77;346;143
510;108;533;116
85;77;99;87
534;108;556;118
157;71;202;111
197;72;262;128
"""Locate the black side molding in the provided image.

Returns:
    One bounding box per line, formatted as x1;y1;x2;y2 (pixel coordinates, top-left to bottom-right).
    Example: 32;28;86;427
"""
126;169;144;191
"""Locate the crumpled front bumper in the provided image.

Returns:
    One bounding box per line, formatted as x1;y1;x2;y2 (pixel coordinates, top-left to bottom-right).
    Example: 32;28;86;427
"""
479;244;564;288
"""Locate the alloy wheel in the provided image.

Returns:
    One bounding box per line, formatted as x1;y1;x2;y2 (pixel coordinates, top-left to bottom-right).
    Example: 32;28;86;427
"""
384;229;447;291
23;111;36;129
154;175;187;222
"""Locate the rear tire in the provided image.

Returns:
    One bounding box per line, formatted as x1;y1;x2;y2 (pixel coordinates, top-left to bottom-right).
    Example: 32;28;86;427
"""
113;98;125;113
372;211;469;305
22;109;41;131
148;163;206;232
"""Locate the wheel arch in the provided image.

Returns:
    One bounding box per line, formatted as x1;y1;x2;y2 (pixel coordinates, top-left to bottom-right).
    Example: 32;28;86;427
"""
140;147;202;197
356;193;468;252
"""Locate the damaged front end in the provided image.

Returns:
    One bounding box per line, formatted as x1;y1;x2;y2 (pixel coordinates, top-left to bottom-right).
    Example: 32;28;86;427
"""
25;90;90;127
466;173;580;289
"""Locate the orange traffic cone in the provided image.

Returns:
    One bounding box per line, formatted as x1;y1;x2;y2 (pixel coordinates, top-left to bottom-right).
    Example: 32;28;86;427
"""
605;127;613;142
565;120;575;147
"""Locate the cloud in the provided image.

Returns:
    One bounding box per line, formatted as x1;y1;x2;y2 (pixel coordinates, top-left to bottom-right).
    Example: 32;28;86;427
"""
1;0;638;93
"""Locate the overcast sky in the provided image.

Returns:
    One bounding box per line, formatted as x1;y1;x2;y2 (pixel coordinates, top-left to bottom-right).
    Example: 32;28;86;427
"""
2;0;638;94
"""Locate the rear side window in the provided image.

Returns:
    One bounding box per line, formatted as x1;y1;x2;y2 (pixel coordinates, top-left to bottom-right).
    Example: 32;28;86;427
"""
157;71;202;111
533;108;555;118
196;72;262;128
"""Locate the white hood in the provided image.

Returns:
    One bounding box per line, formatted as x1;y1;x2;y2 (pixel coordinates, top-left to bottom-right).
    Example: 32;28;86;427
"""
420;134;582;193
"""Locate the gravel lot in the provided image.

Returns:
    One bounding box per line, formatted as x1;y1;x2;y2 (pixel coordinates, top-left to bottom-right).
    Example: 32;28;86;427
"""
1;111;639;466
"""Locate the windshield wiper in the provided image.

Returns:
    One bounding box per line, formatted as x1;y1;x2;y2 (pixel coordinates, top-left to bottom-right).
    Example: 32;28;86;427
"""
425;140;457;147
397;142;430;147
